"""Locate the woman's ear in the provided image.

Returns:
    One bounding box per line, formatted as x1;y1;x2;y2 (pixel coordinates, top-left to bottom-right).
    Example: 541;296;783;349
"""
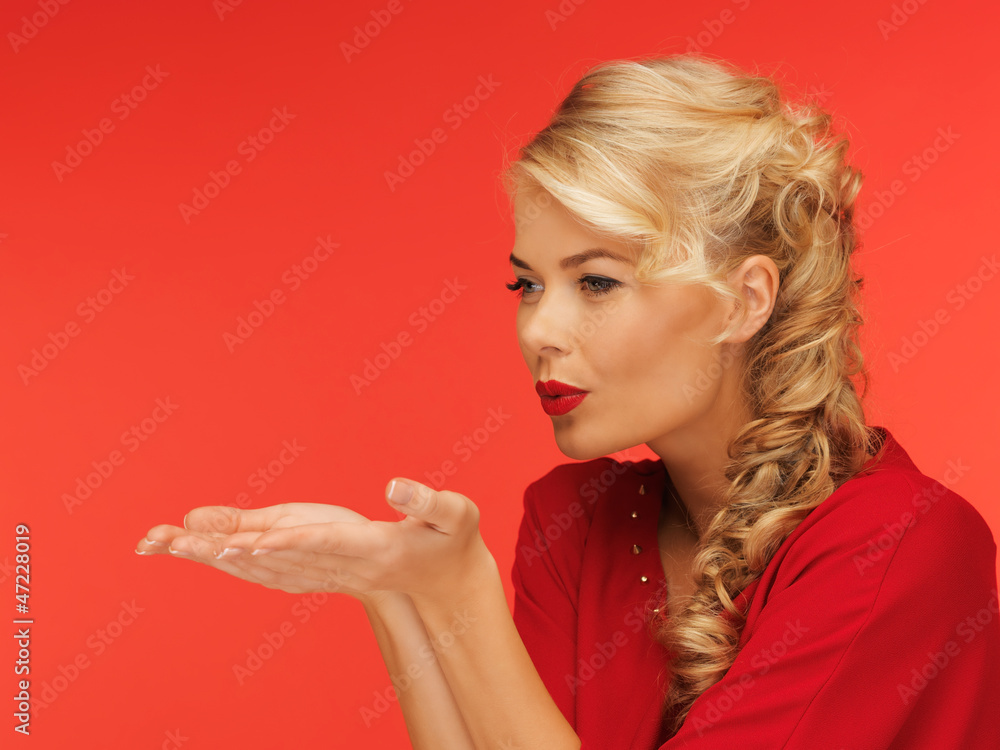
722;254;780;344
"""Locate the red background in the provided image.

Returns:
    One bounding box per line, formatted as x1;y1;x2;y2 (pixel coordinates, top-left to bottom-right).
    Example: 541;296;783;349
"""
2;0;997;747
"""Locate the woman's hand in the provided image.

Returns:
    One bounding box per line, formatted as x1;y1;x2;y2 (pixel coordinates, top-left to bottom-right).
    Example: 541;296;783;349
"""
135;479;494;606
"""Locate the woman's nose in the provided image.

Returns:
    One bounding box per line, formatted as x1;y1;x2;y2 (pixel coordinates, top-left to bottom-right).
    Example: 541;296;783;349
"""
518;289;575;355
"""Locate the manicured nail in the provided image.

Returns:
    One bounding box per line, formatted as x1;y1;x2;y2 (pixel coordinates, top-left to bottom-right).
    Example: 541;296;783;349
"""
168;547;191;557
215;547;243;559
388;479;412;505
144;538;165;545
135;549;152;555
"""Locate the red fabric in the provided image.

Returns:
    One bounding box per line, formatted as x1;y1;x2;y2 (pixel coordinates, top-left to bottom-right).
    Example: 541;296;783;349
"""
510;427;1000;748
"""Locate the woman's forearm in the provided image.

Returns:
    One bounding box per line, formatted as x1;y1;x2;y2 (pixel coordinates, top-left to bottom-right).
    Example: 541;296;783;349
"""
409;543;582;750
362;591;477;750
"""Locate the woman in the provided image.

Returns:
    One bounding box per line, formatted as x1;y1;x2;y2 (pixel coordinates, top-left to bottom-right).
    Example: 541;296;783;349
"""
136;54;1000;748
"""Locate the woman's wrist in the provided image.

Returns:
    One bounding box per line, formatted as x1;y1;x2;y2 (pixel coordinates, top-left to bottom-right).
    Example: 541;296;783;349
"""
359;588;411;614
409;534;499;613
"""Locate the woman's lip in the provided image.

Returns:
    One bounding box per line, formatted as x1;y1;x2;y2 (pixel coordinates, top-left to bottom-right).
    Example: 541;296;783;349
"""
535;379;588;397
539;392;588;416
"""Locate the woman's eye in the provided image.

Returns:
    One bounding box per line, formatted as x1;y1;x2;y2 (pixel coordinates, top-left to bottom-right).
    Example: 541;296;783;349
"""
581;276;621;296
505;278;539;298
504;276;622;299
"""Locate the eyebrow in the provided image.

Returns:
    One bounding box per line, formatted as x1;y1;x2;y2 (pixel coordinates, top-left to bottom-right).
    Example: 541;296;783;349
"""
509;247;634;271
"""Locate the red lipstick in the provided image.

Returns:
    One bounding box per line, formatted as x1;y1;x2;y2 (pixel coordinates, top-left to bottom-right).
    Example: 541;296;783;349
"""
535;379;588;416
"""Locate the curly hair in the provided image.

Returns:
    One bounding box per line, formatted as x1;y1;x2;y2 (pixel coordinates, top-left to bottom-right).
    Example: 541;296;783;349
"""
499;53;886;735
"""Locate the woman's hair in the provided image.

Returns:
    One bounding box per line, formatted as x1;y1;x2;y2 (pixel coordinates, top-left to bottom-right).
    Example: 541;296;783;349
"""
500;53;885;735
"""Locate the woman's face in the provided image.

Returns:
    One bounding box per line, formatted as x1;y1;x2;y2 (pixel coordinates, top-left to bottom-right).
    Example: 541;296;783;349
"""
510;189;740;460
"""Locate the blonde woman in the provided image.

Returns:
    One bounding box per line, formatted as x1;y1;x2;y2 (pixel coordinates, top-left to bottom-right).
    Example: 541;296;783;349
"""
136;54;1000;748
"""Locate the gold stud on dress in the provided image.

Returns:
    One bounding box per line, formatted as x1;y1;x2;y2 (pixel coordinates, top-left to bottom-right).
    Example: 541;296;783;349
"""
636;483;648;583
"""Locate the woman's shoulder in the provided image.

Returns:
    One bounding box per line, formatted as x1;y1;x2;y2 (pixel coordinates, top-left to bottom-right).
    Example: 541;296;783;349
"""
739;428;997;643
779;427;996;580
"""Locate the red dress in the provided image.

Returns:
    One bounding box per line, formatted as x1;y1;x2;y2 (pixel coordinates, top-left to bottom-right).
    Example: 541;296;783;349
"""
510;427;1000;748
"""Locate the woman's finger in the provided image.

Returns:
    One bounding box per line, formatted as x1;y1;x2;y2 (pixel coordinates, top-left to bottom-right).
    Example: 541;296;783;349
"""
138;527;353;595
204;542;361;595
384;478;479;536
182;505;288;535
201;531;273;559
182;502;371;537
136;525;224;554
249;521;390;559
237;548;361;590
236;557;356;593
165;532;231;560
187;546;340;594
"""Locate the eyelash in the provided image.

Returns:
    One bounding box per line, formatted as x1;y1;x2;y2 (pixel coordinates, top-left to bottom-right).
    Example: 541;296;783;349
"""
505;275;622;299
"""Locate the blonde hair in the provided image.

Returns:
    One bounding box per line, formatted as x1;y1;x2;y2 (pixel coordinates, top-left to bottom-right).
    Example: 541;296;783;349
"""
500;53;885;735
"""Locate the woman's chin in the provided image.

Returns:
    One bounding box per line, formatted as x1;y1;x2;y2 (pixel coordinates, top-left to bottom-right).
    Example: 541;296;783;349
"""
553;429;631;462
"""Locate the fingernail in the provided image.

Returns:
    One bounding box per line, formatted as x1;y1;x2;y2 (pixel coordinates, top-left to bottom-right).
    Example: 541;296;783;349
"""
183;513;190;529
250;548;273;556
144;538;165;546
215;547;243;559
135;549;152;555
168;547;190;557
388;479;412;505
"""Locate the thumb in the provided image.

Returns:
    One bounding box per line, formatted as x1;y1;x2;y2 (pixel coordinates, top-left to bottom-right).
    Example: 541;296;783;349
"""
385;478;456;532
386;478;417;508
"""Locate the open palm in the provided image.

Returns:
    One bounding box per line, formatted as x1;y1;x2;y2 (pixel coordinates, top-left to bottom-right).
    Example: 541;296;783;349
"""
136;480;494;606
